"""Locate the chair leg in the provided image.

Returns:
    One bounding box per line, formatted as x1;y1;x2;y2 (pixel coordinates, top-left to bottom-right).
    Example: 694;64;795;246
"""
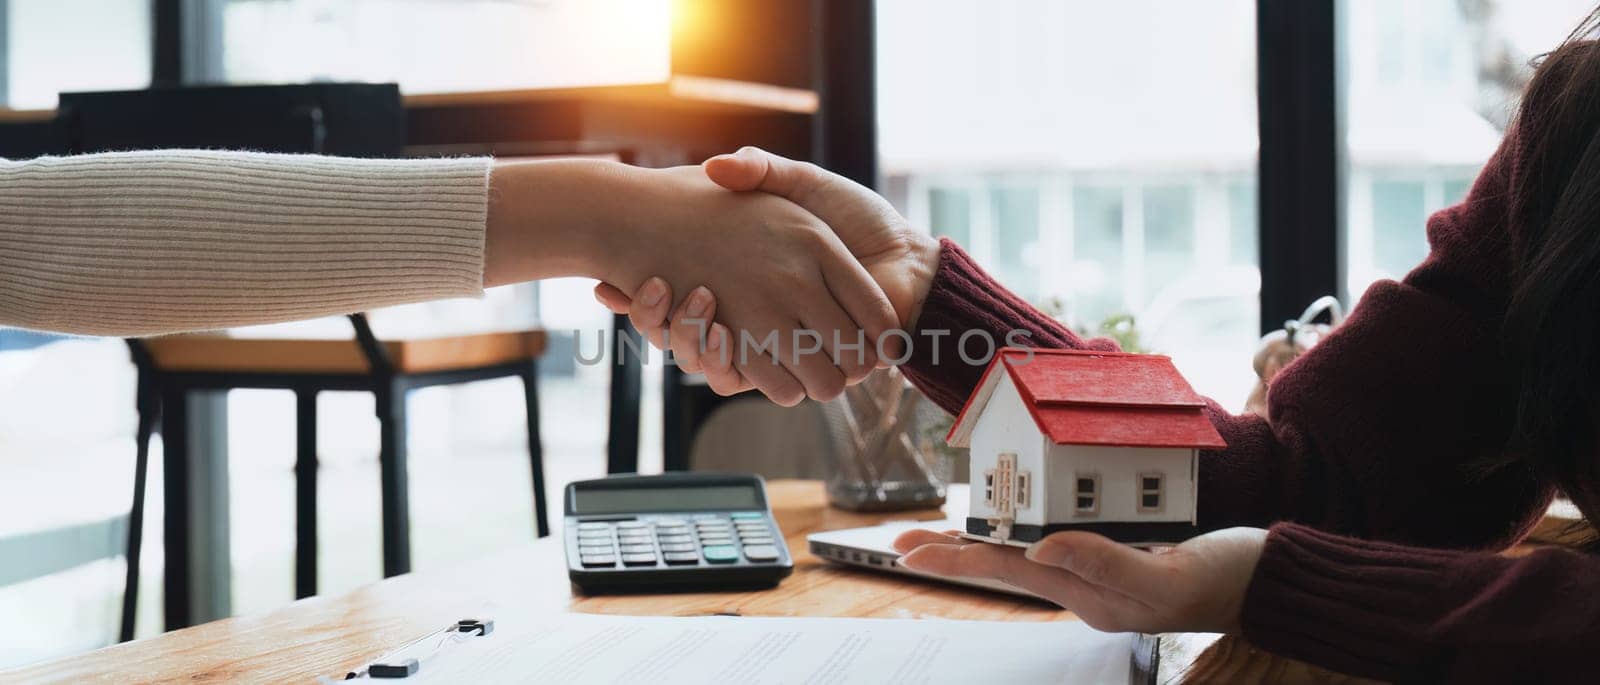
119;377;159;643
662;364;691;472
377;382;411;577
521;366;549;538
607;314;642;474
294;390;318;599
160;386;194;630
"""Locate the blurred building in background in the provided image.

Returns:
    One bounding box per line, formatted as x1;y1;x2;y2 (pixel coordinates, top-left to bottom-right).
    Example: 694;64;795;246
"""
876;0;1592;406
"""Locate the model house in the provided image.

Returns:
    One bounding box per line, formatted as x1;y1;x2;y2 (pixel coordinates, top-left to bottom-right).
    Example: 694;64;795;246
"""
947;349;1227;546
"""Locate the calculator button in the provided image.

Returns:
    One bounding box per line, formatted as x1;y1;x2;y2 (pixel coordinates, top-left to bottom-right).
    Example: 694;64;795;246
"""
618;535;652;544
660;543;696;553
696;522;730;531
622;553;658;566
655;526;690;536
579;544;614;553
617;521;648;529
619;544;655;554
580;555;617;567
698;536;733;546
730;512;764;520
653;518;688;527
742;545;781;562
702;546;739;563
578;521;612;530
738;536;774;546
663;552;700;565
577;530;612;539
657;535;692;544
735;526;768;536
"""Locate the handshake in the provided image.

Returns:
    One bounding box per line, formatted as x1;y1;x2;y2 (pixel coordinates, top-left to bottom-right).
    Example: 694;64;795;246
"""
584;147;942;407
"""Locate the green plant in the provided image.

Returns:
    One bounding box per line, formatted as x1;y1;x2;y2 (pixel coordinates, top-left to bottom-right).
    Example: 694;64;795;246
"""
1093;313;1148;353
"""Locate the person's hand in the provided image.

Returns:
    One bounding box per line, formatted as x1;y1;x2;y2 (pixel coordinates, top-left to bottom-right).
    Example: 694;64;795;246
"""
701;147;941;330
594;148;943;393
489;160;896;405
623;166;899;404
595;275;761;396
891;527;1268;634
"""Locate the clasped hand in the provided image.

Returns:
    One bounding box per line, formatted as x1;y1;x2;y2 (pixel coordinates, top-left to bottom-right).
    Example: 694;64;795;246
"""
594;147;940;405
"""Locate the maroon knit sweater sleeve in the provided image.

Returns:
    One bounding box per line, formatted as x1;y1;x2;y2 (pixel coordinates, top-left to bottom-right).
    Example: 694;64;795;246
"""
1245;523;1600;683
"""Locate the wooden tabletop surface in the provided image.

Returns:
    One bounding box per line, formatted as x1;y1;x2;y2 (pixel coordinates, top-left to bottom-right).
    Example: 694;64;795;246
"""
5;480;1370;684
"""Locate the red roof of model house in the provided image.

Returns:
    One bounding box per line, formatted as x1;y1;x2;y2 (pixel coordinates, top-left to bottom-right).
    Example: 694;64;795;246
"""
946;348;1227;450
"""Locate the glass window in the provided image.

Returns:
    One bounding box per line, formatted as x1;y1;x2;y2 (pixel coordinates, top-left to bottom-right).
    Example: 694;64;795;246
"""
1074;474;1099;515
878;0;1260;406
1015;470;1032;509
2;0;151;109
1370;179;1427;278
992;185;1041;299
1143;185;1196;302
197;0;670;93
1339;0;1598;297
1138;473;1164;512
928;186;973;246
1227;181;1257;266
1070;185;1125;327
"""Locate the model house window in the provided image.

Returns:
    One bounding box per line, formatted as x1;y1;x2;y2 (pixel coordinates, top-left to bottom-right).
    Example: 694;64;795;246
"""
983;471;996;507
1074;474;1099;515
1015;471;1032;510
1138;473;1165;512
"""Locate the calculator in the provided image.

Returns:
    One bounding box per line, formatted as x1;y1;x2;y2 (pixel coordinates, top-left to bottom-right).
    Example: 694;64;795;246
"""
564;473;794;593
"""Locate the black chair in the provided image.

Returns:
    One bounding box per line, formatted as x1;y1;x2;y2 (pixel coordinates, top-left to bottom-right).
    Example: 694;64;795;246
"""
54;84;550;638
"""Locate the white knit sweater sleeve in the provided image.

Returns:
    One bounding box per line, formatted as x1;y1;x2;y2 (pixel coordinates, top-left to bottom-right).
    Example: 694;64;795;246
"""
0;149;492;337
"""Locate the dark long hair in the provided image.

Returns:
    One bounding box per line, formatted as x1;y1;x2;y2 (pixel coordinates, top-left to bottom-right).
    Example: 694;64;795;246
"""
1504;6;1600;543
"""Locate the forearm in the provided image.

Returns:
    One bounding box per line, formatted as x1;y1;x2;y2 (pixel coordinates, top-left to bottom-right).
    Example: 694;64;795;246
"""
900;238;1118;412
1244;524;1600;683
1;150;491;337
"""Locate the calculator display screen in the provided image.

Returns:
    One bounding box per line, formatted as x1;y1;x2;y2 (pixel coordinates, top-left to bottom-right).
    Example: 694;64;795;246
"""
573;485;761;514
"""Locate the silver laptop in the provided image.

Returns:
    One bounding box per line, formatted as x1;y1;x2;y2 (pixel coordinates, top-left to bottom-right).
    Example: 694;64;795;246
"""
809;521;1161;684
807;520;1043;599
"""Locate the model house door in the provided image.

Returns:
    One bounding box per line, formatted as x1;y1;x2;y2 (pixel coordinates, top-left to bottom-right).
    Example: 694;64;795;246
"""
993;453;1016;519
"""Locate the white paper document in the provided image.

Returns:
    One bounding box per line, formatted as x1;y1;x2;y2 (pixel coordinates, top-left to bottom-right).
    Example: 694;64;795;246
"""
375;612;1140;684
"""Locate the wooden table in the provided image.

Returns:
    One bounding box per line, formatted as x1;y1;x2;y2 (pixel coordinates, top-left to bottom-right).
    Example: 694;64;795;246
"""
6;481;1368;684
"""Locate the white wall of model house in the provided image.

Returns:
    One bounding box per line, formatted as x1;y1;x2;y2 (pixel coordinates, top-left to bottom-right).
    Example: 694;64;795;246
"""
967;372;1047;527
1043;444;1196;525
968;371;1199;527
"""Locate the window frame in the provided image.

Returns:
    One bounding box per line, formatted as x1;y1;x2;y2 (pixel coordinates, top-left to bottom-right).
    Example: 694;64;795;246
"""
1257;0;1340;333
1137;472;1165;513
1073;473;1100;517
1015;469;1032;510
0;0;9;106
